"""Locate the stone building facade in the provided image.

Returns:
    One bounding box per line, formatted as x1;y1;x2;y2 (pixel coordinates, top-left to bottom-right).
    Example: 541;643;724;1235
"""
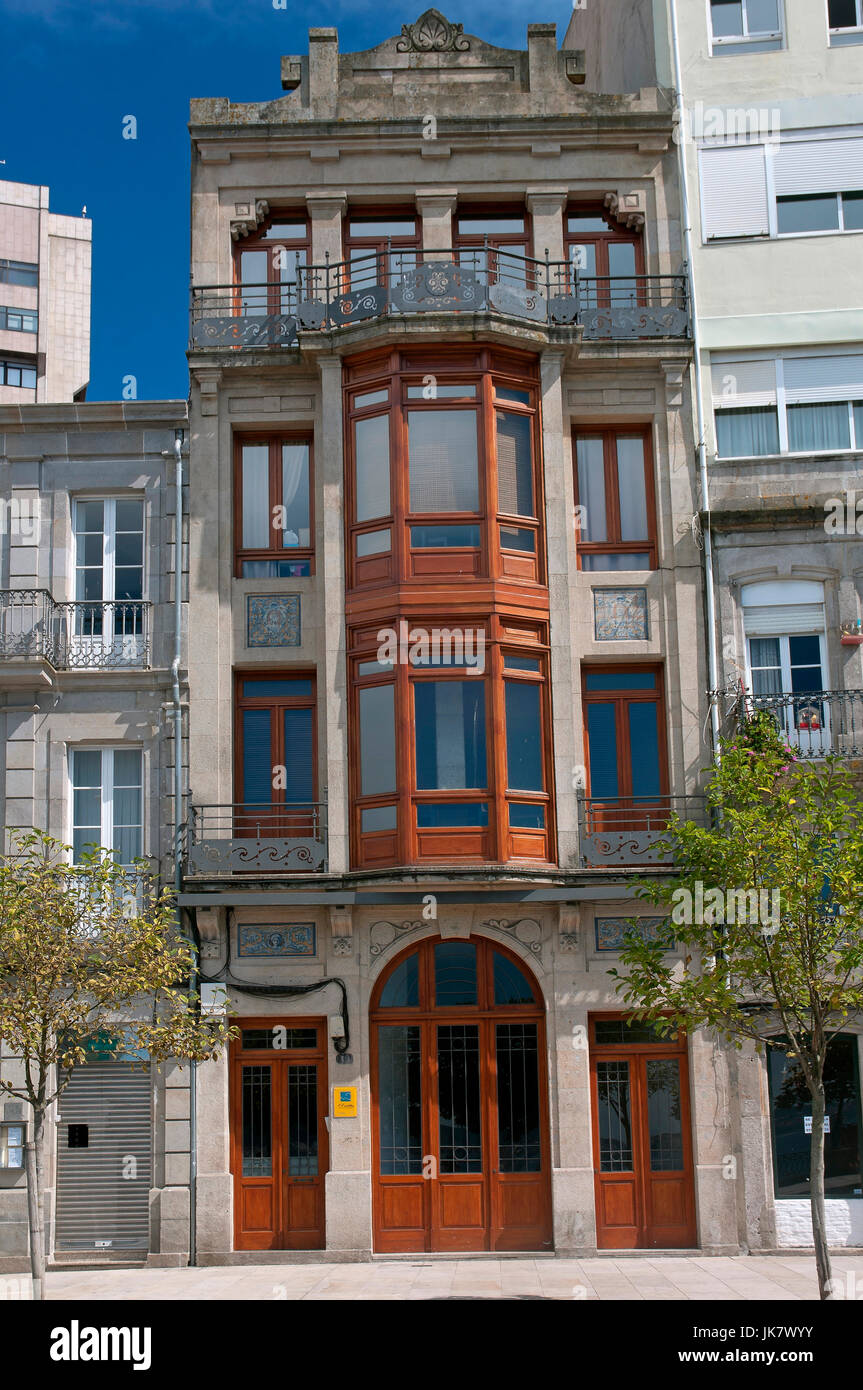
568;0;863;1248
0;401;187;1265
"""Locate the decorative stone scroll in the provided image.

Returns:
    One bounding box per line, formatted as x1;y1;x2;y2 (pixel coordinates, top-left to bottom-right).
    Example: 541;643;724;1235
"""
397;9;470;53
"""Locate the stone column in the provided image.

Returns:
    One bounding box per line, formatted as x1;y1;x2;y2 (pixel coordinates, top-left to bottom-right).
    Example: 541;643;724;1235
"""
306;193;347;273
324;910;372;1254
317;355;348;875
416;191;457;260
540;349;580;870
527;190;567;266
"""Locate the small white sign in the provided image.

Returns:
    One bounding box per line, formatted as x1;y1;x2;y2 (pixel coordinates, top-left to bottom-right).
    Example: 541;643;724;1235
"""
803;1115;830;1134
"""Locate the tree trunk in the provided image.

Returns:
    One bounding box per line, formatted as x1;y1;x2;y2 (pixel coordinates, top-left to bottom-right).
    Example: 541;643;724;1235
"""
23;1108;46;1301
809;1082;833;1299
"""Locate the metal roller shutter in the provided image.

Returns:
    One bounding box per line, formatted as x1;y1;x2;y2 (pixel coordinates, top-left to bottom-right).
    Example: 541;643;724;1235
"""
55;1060;152;1251
700;144;769;239
773;136;863;196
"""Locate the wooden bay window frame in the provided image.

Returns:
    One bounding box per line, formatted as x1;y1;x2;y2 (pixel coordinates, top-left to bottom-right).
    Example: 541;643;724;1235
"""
349;618;554;868
234;432;314;578
573;427;657;571
344;347;545;589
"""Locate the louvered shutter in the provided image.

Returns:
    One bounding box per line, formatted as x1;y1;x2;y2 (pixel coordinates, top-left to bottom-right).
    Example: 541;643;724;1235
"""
700;144;769;238
774;136;863;196
742;580;826;636
283;707;314;803
55;1060;152;1251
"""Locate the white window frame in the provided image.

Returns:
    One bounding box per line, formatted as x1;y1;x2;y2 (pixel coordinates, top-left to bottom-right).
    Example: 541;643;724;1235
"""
73;496;146;604
827;0;863;43
712;349;863;459
69;746;144;866
743;583;831;753
708;0;784;52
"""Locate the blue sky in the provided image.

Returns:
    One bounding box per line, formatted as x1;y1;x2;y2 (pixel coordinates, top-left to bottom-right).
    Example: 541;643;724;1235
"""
0;0;571;402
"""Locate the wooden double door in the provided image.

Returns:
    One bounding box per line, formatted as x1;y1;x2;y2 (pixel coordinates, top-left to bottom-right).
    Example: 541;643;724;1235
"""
590;1015;696;1249
230;1020;328;1250
371;938;553;1253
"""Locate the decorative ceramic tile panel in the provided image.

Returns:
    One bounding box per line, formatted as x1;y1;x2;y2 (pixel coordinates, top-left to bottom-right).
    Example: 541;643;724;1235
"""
595;916;671;951
246;594;301;647
593;587;648;641
237;923;316;957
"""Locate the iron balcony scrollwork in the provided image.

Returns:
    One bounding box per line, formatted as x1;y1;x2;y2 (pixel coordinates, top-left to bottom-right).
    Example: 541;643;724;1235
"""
190;245;691;349
0;591;151;670
186;803;328;875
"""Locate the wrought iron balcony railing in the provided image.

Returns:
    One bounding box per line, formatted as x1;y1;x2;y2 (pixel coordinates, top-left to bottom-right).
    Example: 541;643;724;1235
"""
577;793;708;867
190;245;690;349
186;803;328;875
0;590;151;670
717;686;863;759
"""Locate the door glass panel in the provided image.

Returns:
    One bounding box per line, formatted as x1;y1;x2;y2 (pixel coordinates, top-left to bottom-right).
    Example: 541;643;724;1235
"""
379;952;419;1007
280;444;310;549
434;942;478;1006
646;1058;684;1171
414;680;486;789
242;709;272;804
496;1023;541;1172
586;702;619;798
496;411;534;517
378;1026;422;1175
288;1065;318;1177
505;680;543;792
242;1028;317;1050
789;635;824;692
749;637;783;695
616;438;648;541
493;953;535;1005
359;684;396;796
354;414;390;522
241;445;270;549
597;1060;633;1171
628;702;661;799
576;437;606;542
242;1066;272;1176
408;410;479;514
437;1024;482;1173
240;249;268;314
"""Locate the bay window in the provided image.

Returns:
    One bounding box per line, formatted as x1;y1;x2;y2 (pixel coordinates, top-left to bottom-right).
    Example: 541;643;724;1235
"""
234;435;313;576
346;348;543;586
351;621;552;867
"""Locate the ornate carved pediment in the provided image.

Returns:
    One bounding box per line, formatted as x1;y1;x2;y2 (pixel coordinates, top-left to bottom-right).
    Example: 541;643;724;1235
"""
397;9;470;53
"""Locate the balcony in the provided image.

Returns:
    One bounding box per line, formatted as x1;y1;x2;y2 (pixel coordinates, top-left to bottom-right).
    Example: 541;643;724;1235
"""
577;794;708;867
0;590;151;672
186;803;328;875
190;247;690;350
719;687;863;759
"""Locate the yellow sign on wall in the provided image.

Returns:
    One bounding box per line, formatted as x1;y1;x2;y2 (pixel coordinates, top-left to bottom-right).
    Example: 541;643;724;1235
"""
332;1085;357;1118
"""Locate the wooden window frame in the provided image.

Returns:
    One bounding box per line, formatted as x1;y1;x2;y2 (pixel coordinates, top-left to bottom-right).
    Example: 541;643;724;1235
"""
573;426;657;571
581;663;668;803
234;670;318;809
344;347;545;589
232;212;311;316
234;431;315;578
343;206;421;289
350;621;554;868
564;205;645;278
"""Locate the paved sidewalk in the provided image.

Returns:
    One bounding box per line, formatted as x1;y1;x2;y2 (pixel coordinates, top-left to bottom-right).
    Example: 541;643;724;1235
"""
33;1253;863;1301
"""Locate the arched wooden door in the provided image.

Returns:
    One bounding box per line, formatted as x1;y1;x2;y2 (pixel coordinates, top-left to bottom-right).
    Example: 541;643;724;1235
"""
371;937;553;1253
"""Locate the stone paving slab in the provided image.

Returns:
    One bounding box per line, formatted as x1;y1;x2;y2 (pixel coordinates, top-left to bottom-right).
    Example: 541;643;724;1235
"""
29;1253;863;1301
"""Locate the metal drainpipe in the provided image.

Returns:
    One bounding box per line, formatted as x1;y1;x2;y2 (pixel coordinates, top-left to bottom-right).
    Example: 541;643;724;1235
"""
668;0;722;759
170;427;197;1265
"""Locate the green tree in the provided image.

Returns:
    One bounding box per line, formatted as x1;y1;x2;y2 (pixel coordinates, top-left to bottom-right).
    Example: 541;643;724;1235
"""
0;830;233;1300
611;714;863;1299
